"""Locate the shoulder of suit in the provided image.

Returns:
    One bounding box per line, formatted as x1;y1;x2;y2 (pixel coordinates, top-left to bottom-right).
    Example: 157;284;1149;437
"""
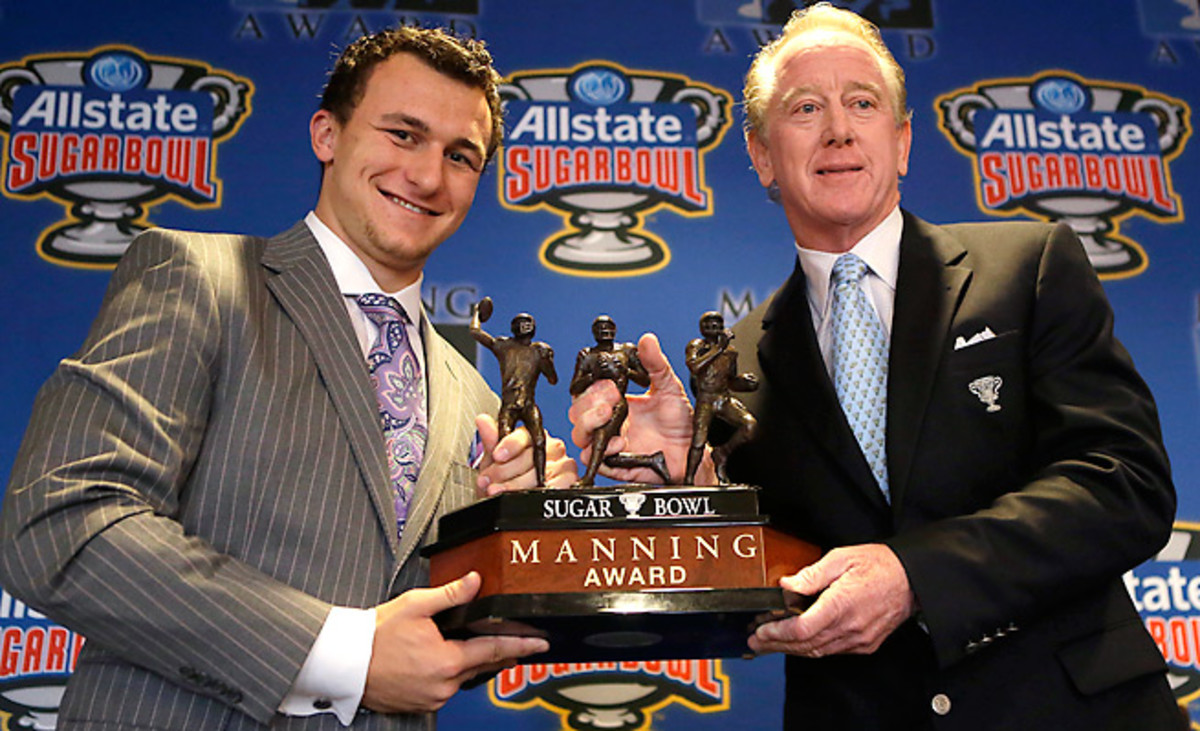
908;213;1071;266
113;227;281;313
924;216;1060;249
937;219;1056;237
122;226;270;271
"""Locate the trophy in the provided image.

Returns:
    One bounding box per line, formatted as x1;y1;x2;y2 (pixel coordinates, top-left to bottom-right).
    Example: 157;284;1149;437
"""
424;309;818;662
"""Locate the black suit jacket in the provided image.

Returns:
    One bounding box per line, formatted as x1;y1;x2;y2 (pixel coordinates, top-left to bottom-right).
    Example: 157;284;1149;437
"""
727;211;1178;730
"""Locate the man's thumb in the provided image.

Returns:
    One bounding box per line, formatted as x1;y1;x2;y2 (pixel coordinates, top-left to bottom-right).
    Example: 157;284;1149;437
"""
781;557;831;597
406;572;482;618
475;414;500;456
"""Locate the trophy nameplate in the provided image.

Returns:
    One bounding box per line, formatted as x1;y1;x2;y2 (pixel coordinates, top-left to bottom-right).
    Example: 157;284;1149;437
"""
422;485;820;662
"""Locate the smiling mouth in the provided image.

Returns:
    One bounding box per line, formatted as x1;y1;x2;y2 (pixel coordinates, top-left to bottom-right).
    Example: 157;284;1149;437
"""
382;190;439;216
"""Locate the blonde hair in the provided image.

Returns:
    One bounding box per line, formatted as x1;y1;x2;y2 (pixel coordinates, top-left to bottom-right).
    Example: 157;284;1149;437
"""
743;2;909;137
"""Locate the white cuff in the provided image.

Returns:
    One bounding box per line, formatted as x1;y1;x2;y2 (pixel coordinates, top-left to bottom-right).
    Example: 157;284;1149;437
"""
278;606;376;726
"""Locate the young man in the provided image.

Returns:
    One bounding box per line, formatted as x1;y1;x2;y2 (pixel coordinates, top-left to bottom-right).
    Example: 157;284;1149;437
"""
569;4;1177;728
0;26;575;730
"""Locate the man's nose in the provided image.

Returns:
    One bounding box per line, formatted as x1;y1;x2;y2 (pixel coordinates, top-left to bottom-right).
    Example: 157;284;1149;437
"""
822;105;854;147
405;148;445;193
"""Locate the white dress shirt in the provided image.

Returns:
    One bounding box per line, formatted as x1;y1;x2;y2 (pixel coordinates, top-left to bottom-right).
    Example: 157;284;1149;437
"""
795;206;903;376
277;211;431;724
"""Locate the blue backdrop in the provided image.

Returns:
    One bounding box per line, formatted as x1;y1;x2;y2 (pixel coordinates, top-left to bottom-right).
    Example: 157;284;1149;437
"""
1;1;1198;729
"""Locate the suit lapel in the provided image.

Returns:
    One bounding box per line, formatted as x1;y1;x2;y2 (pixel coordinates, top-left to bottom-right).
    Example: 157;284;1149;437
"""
754;261;885;505
395;316;462;568
886;211;971;508
261;222;400;558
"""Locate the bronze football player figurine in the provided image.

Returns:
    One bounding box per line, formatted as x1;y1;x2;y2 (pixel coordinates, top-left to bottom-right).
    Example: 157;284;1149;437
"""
470;297;558;487
685;311;758;484
569;315;670;486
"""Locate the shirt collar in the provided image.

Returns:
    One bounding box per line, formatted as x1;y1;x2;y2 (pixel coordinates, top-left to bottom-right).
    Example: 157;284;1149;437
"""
795;206;903;319
305;211;424;327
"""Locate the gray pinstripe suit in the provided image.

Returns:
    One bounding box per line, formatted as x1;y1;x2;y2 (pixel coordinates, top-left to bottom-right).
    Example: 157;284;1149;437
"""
0;222;498;729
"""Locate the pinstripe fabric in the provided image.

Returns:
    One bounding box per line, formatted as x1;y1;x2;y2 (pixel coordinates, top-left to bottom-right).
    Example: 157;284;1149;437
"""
0;224;497;730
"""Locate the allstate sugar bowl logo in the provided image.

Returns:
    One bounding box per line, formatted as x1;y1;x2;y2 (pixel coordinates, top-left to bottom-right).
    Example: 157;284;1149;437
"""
937;71;1190;278
499;62;731;277
1128;521;1200;723
491;660;727;730
0;590;85;731
0;46;252;268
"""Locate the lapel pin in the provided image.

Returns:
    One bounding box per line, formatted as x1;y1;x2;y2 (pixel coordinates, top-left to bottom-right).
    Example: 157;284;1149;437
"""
968;375;1003;412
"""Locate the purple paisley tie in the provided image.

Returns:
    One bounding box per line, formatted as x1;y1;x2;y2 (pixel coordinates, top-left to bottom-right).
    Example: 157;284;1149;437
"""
357;294;427;535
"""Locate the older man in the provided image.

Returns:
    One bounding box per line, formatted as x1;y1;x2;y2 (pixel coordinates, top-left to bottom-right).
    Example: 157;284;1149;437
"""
569;4;1177;729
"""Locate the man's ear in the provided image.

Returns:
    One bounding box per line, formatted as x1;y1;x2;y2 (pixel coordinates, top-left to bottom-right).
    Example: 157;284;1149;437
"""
310;109;338;164
746;129;774;189
896;117;912;178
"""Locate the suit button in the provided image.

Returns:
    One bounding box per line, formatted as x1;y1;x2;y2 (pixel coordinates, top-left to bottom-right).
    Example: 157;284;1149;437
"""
931;693;951;716
313;698;333;710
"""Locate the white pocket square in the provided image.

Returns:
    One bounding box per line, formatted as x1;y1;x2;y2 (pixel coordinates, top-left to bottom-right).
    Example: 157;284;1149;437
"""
954;326;996;351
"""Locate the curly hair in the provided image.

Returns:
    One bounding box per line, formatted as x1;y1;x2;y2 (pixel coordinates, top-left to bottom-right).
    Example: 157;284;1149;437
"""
319;25;504;160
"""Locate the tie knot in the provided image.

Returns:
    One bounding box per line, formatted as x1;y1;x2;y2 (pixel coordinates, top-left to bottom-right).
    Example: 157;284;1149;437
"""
832;253;869;287
357;293;409;326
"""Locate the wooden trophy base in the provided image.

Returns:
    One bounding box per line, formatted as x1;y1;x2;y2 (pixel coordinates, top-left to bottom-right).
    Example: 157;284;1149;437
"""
422;485;820;662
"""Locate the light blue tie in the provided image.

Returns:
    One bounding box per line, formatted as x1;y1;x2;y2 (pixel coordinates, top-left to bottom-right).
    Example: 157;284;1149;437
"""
830;254;890;501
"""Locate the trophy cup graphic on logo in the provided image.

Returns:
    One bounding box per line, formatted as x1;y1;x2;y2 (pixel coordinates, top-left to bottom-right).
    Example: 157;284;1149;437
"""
0;46;250;266
938;73;1188;277
493;660;727;731
499;63;730;276
0;679;65;731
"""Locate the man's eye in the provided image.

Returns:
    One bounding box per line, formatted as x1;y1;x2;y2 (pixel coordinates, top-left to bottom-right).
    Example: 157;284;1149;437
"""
448;151;481;171
388;129;412;142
